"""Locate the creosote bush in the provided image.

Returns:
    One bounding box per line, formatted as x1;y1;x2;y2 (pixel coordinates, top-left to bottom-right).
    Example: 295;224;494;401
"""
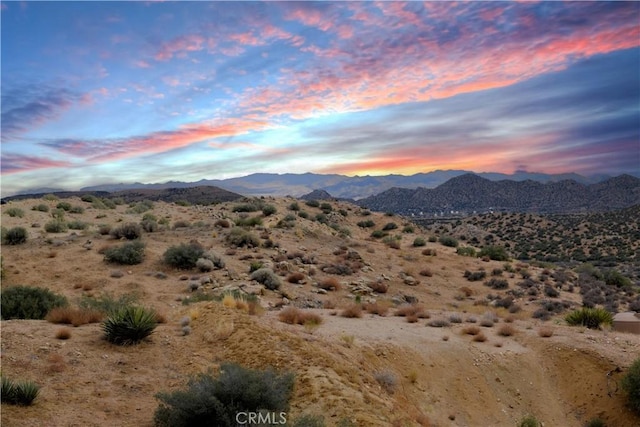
250;268;282;291
412;237;426;247
102;305;158;345
154;363;294;427
163;242;205;269
110;223;143;240
104;241;145;265
44;220;68;233
1;286;68;320
438;236;459;248
1;377;40;406
5;207;25;218
3;227;27;245
226;228;260;248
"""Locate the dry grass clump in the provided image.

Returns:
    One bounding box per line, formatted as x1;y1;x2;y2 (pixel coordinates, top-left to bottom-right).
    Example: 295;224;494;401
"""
427;318;450;327
340;304;363;318
497;324;516;337
46;306;104;327
421;248;437;256
407;314;419;323
472;332;488;342
318;277;341;291
364;302;389;317
278;307;323;325
459;286;474;297
55;327;72;340
395;304;429;319
538;326;554;338
369;281;389;294
462;325;481;335
286;272;305;284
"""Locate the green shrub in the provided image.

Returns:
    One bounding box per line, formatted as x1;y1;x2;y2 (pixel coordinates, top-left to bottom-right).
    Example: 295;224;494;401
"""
232;203;260;213
163;242;205;269
154;363;294;427
56;201;72;211
402;225;415;233
81;194;97;202
288;202;300;211
315;213;328;224
250;268;281;291
175;199;190;207
478;245;509;261
382;222;398;231
79;292;139;315
110;223;142;240
584;418;606;427
262;204;277;216
371;230;388;239
3;227;27;245
622;357;640;415
484;278;508;289
67;220;88;230
104;241;145;265
565;307;613;329
457;246;477;257
604;270;632;288
226;228;260;248
1;285;68;320
126;200;154;214
298;211;309;219
357;220;375;228
320;202;332;213
141;218;159;232
43;194;58;201
518;415;539;427
51;208;66;220
1;377;40;406
428;235;437;242
44;220;68;233
235;216;262;227
69;205;84;214
5;207;24;218
305;199;320;208
32;204;50;212
439;236;459;248
102;305;157;345
409;237;424;247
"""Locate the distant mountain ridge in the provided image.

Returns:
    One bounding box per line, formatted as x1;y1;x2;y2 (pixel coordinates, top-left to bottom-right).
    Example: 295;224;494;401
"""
55;170;628;200
357;173;640;215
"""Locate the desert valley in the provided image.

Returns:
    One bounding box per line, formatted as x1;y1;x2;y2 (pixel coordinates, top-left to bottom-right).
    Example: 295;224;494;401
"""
1;177;639;427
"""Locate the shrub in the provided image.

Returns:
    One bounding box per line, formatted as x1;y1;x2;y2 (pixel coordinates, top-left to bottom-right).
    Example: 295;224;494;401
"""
202;250;225;269
484;278;509;290
318;277;341;291
518;415;540;427
537;326;554;338
341;304;363;318
357;220;375;228
565;307;613;329
250;268;281;291
382;222;398;231
422;248;437;256
45;220;68;233
262;204;277;216
462;325;481;335
78;292;139;315
278;307;322;325
621;357;640;415
427;318;450;327
298;211;309;219
369;281;388;294
497;324;516;336
46;306;104;326
288;202;300;211
3;227;27;245
163;242;205;269
56;201;72;211
226;228;260;248
232;203;260;213
55;327;72;340
478;245;509;261
402;225;415;233
472;332;488;342
5;207;24;218
110;223;142;240
305;199;320;208
456;246;476;257
1;377;40;406
69;205;84;214
234;216;262;227
214;218;231;228
32;204;50;212
465;270;486;282
320;202;332;213
141;219;159;232
104;241;145;265
1;286;68;320
67;220;88;230
127;200;154;214
413;237;426;247
154;363;294;427
585;419;605;427
287;272;305;284
98;224;112;235
395;304;429;318
374;370;398;394
102;305;157;345
604;270;632;288
364;302;389;316
438;236;458;247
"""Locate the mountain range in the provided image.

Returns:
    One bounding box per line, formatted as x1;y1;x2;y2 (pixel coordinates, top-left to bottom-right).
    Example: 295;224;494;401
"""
19;169;626;200
356;173;640;215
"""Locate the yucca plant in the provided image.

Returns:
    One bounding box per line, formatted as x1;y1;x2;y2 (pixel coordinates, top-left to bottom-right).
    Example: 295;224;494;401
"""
565;307;613;329
102;306;157;345
1;377;40;405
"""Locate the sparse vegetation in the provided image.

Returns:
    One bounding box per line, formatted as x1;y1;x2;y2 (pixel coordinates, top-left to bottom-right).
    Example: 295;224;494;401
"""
44;219;68;233
104;241;145;265
621;357;640;415
250;268;281;290
2;226;27;245
163;242;205;269
1;377;40;406
278;307;322;325
565;307;613;329
439;236;458;247
110;223;143;240
226;227;260;248
374;370;398;394
5;207;24;218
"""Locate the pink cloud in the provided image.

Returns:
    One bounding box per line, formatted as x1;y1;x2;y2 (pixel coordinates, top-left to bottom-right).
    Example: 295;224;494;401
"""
1;153;72;175
154;34;205;61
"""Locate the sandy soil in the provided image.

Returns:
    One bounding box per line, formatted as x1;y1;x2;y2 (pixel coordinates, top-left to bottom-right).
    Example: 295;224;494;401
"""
1;197;639;426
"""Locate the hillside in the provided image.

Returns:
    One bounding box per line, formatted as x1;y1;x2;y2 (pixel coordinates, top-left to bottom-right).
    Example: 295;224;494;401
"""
1;195;639;426
359;174;640;215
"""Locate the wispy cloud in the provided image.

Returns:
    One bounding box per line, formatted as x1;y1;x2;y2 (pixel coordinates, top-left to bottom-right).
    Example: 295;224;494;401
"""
1;153;72;175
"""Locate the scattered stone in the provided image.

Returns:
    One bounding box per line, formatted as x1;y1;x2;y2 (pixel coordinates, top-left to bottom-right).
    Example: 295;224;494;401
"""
110;270;124;278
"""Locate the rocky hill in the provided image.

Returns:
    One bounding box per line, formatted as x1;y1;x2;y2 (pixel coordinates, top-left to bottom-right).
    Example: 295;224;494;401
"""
358;174;640;215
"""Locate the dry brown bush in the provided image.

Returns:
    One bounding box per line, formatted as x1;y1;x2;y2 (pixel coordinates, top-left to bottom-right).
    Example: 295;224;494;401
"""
538;326;554;337
46;307;104;326
55;327;72;340
395;304;429;318
462;325;481;335
341;304;363;318
278;307;322;325
472;332;487;342
286;272;305;284
497;324;516;336
369;281;389;293
419;268;433;277
318;277;341;291
364;302;389;317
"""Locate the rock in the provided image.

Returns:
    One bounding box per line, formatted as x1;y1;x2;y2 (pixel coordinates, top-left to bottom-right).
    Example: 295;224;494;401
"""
200;276;212;285
404;276;419;286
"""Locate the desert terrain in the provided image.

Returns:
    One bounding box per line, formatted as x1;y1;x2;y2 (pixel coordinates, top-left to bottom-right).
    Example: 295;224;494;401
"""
1;195;639;427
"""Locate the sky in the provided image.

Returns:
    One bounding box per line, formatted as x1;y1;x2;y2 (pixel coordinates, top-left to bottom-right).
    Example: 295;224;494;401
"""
1;1;639;195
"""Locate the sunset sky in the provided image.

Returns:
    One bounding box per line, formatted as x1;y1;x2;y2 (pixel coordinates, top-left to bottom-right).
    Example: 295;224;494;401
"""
1;1;639;195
